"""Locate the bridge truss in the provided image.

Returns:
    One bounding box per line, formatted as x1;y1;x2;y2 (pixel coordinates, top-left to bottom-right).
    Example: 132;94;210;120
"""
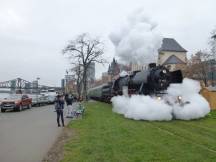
0;78;61;93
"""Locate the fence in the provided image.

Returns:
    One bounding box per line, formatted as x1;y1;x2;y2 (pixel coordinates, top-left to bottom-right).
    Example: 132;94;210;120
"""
200;87;216;110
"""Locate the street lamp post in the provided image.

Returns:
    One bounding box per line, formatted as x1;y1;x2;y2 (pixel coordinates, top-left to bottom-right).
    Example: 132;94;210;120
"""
65;70;69;94
36;77;40;94
36;77;40;104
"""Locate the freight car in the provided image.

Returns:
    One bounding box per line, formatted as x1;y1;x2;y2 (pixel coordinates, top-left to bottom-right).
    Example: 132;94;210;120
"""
88;63;183;102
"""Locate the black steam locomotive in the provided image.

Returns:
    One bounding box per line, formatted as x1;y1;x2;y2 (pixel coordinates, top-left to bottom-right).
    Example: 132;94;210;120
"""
88;63;183;102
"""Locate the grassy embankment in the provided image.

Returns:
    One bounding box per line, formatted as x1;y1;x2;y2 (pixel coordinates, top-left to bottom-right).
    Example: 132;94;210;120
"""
62;101;216;162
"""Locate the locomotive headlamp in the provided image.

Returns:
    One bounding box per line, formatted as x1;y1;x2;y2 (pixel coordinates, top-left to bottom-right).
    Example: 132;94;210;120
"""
157;96;161;100
162;70;167;73
178;96;182;100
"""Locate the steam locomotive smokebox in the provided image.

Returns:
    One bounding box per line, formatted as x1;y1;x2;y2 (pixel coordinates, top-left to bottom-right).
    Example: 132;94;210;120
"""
148;63;156;69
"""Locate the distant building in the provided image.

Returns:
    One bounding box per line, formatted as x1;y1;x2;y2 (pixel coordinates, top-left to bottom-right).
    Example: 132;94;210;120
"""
61;79;65;89
25;82;31;94
32;80;39;94
93;79;104;87
67;80;77;93
206;59;216;82
108;58;120;77
158;38;187;71
130;63;147;71
190;53;201;65
102;72;111;83
65;75;75;84
108;58;132;80
63;74;76;93
119;64;131;72
87;62;95;82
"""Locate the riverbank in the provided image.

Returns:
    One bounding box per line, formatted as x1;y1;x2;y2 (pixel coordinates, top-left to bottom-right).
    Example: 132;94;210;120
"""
48;101;216;162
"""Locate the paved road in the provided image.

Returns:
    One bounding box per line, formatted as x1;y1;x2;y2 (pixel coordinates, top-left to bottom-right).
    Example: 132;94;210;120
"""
0;105;71;162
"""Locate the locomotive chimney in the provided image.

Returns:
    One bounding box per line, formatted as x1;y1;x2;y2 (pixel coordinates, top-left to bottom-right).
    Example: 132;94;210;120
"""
148;63;156;69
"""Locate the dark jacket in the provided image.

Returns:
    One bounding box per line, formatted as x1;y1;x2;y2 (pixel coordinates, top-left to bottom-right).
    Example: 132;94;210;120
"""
66;96;73;105
55;99;64;110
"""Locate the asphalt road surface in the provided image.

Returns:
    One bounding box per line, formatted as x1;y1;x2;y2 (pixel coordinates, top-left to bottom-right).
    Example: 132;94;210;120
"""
0;105;71;162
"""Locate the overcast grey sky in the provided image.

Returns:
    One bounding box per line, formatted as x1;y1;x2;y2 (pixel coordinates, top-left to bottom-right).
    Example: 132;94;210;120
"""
0;0;215;86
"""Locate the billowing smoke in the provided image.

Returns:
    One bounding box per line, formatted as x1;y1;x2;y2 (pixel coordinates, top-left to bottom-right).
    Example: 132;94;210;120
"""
109;9;162;64
112;95;173;121
111;78;210;121
109;9;210;121
167;78;210;120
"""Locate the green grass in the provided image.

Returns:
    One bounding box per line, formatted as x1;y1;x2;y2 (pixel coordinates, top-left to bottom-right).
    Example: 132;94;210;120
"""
62;101;216;162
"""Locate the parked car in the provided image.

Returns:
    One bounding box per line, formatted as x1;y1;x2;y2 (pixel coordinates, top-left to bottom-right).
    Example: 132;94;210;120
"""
1;94;32;112
29;94;49;107
47;95;55;104
39;94;49;105
28;94;40;107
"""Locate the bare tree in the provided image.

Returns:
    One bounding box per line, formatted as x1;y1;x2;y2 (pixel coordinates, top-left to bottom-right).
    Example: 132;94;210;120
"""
71;61;83;99
208;28;216;86
63;33;105;100
209;28;216;60
185;51;211;86
185;28;216;86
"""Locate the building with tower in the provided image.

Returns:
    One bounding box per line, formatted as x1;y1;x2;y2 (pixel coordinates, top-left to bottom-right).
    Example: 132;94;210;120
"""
158;38;187;71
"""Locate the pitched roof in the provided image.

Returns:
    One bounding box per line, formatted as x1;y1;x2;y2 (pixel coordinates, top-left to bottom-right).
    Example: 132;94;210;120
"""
159;38;187;52
163;55;186;65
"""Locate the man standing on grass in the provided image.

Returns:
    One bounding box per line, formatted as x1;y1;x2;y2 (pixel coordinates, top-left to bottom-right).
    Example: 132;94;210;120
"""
55;95;65;127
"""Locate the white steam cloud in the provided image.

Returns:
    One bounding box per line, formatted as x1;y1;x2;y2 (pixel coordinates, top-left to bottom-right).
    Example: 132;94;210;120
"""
109;9;162;64
111;78;210;121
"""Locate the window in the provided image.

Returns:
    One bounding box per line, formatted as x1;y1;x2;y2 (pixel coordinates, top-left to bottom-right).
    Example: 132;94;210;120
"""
22;95;28;99
160;52;165;55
